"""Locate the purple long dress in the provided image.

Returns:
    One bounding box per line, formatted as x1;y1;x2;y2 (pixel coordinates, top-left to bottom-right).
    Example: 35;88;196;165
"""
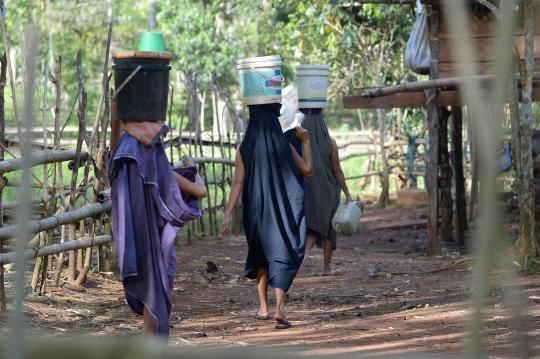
109;130;200;336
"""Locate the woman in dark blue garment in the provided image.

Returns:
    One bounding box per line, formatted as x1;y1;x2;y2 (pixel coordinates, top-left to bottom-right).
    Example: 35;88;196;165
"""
221;103;312;329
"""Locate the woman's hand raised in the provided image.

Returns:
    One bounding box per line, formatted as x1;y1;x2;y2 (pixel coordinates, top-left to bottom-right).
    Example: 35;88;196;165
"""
294;126;310;143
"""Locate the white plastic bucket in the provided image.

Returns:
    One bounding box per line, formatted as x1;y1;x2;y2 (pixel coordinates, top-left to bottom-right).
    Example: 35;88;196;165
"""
237;55;283;106
296;64;329;109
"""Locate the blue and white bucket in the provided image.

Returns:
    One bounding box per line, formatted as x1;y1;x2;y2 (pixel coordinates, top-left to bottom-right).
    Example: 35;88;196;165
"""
237;55;283;106
296;64;329;109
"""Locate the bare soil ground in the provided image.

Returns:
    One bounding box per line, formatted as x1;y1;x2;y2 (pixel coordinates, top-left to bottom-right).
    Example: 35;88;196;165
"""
2;205;540;357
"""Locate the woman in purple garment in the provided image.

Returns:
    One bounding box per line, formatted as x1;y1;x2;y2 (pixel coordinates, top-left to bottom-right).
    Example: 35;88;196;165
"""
109;103;207;337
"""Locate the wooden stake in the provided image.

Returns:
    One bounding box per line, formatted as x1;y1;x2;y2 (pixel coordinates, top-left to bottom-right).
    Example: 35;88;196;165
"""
67;50;87;282
377;109;389;205
51;56;66;286
0;14;22;138
212;79;227;219
89;22;113;154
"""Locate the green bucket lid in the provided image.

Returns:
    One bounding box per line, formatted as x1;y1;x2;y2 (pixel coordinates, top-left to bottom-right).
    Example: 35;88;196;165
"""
139;31;165;52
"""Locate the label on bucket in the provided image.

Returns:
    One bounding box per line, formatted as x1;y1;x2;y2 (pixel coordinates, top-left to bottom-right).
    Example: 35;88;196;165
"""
298;79;327;100
239;69;282;98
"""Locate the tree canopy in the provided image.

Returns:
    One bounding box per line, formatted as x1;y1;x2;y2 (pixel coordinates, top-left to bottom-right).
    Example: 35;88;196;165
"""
3;0;416;129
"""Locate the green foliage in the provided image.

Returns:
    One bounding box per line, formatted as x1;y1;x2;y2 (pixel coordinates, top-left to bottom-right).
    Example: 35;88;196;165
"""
158;0;237;84
3;1;420;132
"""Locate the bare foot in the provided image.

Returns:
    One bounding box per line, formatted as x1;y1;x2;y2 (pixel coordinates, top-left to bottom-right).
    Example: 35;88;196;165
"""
322;267;342;276
257;306;269;318
274;310;288;324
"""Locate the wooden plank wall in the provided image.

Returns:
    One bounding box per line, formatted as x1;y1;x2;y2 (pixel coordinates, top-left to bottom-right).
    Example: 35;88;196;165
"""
437;3;540;77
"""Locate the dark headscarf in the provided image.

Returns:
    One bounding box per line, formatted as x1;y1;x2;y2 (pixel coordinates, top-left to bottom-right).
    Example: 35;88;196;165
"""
301;110;340;248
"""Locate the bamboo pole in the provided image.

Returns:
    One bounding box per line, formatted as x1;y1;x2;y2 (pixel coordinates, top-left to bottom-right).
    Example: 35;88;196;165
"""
198;90;206;235
362;72;540;98
76;219;85;272
40;60;56;293
0;150;89;175
51;56;68;286
209;88;219;234
30;64;54;292
88;22;113;155
66;50;88;282
0;200;111;242
339;151;378;162
30;232;46;291
0;50;6;314
163;135;237;150
75;218;95;285
9;24;39;359
0;235;112;265
212;80;227;214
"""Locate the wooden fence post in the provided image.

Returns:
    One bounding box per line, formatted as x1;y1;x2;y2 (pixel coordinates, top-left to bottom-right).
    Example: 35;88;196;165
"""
439;108;453;242
426;97;440;256
426;1;440;255
451;106;467;248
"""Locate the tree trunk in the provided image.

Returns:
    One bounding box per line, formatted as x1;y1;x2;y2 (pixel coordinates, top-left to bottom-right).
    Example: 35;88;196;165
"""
514;0;538;260
439;107;453;242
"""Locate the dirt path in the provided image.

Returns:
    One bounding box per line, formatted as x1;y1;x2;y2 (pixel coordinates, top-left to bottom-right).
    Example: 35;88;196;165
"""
3;205;540;357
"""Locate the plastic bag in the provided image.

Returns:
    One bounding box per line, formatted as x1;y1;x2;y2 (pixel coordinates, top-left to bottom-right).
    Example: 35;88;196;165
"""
332;201;364;236
405;0;431;74
279;85;299;133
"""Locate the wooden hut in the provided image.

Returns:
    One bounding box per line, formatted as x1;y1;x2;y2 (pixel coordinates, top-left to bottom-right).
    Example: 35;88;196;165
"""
344;0;540;254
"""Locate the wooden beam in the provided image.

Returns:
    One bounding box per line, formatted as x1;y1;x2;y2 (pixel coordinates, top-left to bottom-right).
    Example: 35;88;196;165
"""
343;90;461;108
344;86;540;109
363;72;540;98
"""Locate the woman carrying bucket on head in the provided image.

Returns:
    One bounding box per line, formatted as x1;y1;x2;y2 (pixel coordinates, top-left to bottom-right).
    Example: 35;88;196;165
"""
109;32;207;337
296;65;354;276
221;55;312;330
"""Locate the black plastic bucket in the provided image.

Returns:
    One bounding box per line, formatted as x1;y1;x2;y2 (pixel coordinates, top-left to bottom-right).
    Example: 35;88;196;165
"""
113;54;171;122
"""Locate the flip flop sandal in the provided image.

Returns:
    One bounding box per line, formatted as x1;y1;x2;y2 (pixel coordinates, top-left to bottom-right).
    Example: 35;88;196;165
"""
275;320;292;330
253;310;269;320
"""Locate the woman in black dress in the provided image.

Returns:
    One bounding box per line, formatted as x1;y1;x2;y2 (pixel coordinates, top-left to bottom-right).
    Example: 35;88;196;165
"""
221;103;312;329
